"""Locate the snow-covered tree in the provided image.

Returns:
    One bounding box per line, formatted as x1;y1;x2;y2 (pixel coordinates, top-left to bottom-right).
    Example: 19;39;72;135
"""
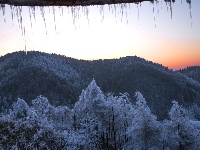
77;117;101;149
169;100;188;122
11;98;30;120
53;106;73;129
32;96;53;119
31;95;55;128
74;79;110;148
126;91;160;149
74;79;107;126
1;78;200;149
164;100;196;149
61;130;87;149
102;92;134;149
186;103;200;120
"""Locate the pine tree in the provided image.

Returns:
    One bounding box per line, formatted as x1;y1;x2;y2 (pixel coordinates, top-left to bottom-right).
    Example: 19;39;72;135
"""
11;98;30;120
74;79;107;125
126;91;159;149
168;100;195;149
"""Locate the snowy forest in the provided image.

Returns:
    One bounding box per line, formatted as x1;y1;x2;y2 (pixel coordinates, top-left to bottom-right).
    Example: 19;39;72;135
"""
0;0;199;148
1;79;200;149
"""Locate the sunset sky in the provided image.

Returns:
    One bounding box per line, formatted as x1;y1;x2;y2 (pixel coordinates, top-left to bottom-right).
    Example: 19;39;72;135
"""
0;0;200;70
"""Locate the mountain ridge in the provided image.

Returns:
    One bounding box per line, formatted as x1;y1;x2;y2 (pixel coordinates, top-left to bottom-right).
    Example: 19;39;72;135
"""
0;51;200;119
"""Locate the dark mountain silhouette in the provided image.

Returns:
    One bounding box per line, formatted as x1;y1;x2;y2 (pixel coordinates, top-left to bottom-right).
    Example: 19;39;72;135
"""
0;51;200;119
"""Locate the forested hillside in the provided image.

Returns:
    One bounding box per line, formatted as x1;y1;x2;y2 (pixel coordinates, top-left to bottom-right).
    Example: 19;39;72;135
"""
0;51;200;119
179;66;200;84
1;80;200;149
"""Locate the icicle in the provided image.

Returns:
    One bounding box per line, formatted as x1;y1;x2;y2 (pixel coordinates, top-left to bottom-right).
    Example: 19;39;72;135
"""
77;6;80;20
72;6;79;26
120;4;123;22
16;7;19;28
15;6;19;28
23;27;27;54
186;0;191;4
153;2;156;28
108;4;111;13
61;6;64;17
58;6;61;16
16;6;24;37
86;6;89;25
114;4;117;18
0;4;5;16
156;0;159;18
120;3;125;22
28;7;33;29
30;6;36;22
58;6;64;17
40;7;47;35
53;6;56;31
74;6;77;25
0;4;6;22
71;6;75;25
10;5;14;26
71;6;73;23
169;1;173;19
125;3;128;24
137;4;140;25
99;5;104;23
110;4;112;16
20;7;23;37
117;4;120;16
166;2;168;12
189;2;192;27
137;4;139;20
109;4;113;16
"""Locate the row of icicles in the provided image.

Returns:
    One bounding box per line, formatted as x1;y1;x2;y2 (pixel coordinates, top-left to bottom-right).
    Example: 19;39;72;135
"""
0;0;193;52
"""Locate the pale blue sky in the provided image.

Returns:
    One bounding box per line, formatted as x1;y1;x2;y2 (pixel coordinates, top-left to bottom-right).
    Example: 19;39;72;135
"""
0;0;200;69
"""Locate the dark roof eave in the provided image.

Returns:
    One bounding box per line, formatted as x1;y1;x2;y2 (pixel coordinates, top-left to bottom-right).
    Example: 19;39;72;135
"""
0;0;155;7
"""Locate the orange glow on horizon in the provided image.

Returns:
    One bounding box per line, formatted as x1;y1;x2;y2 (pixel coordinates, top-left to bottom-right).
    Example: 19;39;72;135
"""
138;36;200;70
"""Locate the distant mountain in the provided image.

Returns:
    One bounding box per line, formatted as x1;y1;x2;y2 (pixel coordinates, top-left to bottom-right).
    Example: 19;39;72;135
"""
179;66;200;84
0;51;200;119
0;51;82;108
